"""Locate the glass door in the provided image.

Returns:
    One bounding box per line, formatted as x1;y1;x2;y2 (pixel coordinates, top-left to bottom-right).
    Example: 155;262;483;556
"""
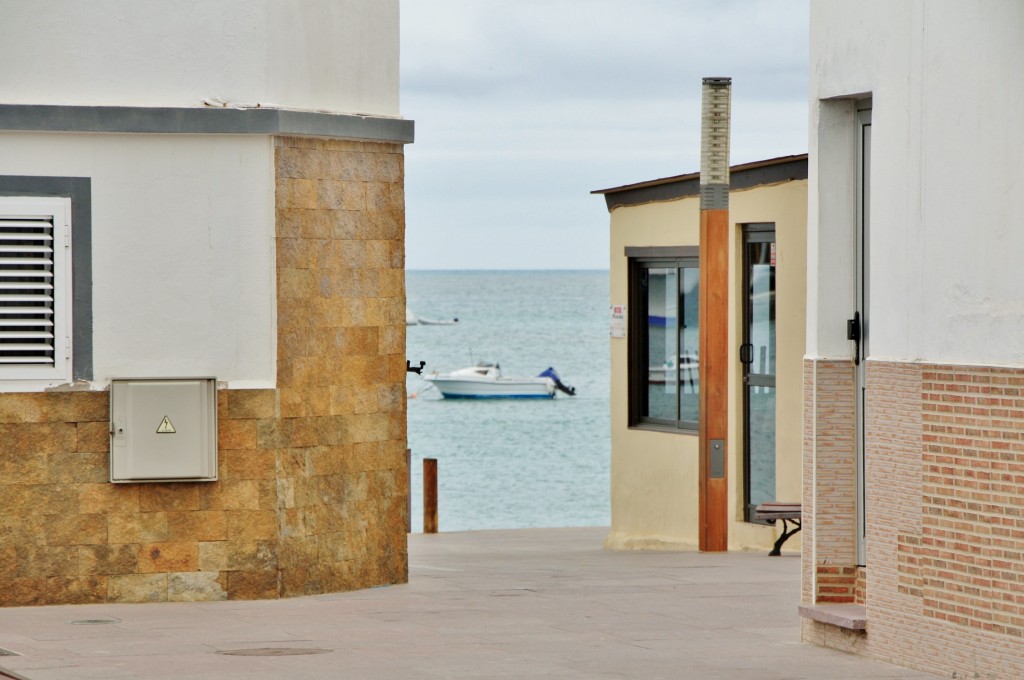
855;104;871;565
741;225;777;521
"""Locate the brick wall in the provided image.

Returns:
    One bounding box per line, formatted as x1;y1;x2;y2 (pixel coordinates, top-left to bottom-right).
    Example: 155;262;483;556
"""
806;359;1024;678
0;136;409;605
918;365;1024;637
802;359;858;604
815;564;857;603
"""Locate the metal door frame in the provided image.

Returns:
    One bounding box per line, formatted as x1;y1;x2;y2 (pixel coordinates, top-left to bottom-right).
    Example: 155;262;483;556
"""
855;102;871;566
741;223;776;522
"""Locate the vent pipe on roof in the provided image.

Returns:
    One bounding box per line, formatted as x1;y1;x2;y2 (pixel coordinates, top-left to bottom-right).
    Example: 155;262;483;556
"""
697;76;731;553
699;77;732;209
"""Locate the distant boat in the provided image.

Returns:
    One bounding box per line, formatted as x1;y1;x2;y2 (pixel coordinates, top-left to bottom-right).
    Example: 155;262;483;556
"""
407;306;458;326
423;363;575;399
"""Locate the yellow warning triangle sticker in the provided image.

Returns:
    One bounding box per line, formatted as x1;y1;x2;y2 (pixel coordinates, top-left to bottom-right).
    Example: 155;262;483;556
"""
156;416;176;434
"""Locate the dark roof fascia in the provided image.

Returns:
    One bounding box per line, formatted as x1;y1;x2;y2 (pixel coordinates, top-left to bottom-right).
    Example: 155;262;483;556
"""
593;154;808;211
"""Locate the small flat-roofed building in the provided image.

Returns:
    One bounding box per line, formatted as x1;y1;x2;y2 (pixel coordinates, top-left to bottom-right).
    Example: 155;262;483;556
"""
594;154;807;553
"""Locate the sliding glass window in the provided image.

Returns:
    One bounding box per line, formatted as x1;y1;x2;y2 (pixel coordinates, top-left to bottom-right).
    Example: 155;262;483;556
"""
629;256;699;431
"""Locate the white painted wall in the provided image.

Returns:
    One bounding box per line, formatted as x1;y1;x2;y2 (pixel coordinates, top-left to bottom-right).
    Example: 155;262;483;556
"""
809;0;1024;366
0;132;276;389
0;0;400;117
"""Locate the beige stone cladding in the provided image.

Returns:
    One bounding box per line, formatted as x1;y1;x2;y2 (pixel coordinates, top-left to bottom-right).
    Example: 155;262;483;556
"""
802;359;858;605
800;358;863;652
273;136;408;599
0;136;408;605
801;359;814;608
805;359;1024;679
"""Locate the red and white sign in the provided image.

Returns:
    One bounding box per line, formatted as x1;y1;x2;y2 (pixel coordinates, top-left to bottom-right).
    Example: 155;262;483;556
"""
610;304;626;338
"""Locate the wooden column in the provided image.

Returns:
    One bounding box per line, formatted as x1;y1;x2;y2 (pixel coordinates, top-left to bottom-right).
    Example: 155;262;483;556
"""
697;76;731;552
699;207;729;551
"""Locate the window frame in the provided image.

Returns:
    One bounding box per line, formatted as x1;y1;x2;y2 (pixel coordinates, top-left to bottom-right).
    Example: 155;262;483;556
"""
627;246;700;433
0;196;72;381
0;175;91;389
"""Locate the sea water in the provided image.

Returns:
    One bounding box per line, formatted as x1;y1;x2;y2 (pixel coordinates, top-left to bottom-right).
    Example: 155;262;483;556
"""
405;270;610;532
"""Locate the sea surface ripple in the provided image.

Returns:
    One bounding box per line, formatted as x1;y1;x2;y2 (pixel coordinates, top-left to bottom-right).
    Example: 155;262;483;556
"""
406;270;610;532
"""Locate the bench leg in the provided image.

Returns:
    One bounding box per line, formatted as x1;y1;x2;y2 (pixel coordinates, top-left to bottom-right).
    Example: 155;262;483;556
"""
769;518;802;556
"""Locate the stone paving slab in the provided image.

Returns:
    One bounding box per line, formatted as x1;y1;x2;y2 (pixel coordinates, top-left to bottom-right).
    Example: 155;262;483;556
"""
0;527;941;679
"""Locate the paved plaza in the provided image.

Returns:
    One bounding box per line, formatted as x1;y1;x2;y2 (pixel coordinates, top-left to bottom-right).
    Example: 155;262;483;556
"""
0;528;941;679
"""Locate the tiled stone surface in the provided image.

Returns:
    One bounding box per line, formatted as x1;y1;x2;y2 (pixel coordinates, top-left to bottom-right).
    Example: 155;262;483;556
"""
0;136;408;605
0;528;943;680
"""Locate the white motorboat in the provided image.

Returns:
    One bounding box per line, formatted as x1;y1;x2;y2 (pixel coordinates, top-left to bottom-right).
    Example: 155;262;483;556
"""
406;307;459;326
423;363;575;400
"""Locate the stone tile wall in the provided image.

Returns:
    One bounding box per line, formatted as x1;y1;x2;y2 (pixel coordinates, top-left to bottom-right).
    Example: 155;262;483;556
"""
0;136;408;605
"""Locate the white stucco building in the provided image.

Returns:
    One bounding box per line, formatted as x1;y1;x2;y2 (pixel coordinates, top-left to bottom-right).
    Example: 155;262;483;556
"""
0;1;413;606
802;2;1024;677
0;0;407;391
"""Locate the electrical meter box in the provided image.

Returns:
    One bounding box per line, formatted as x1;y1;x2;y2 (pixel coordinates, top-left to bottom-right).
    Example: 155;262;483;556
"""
109;378;218;483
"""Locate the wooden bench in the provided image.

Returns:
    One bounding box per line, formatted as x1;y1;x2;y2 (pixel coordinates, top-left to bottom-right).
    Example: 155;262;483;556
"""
754;502;802;556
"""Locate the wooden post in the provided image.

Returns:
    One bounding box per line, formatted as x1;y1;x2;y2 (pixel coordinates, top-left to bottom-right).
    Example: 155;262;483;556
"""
699;207;730;552
698;76;731;552
423;458;438;534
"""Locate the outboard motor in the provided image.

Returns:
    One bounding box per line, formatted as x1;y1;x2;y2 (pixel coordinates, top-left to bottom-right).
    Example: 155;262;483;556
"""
537;367;576;396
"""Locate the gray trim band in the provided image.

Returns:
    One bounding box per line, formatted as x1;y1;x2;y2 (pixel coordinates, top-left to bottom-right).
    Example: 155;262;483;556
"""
625;246;699;259
608;176;701;211
0;105;414;144
700;184;729;210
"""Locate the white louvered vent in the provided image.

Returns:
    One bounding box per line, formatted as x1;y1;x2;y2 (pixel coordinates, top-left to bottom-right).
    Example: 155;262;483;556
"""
0;216;57;365
0;197;70;381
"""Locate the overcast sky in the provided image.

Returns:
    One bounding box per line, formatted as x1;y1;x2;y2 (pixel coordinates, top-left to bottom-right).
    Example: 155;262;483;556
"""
401;0;809;270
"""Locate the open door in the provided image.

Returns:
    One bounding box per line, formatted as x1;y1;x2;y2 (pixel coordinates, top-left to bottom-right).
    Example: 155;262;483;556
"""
854;103;871;566
741;225;776;521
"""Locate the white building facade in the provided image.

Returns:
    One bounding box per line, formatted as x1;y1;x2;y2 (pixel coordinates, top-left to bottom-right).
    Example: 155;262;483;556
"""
803;2;1024;676
0;0;405;391
0;1;412;605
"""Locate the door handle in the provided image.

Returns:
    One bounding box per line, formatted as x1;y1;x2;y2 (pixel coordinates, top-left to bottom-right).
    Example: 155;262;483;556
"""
739;343;753;364
847;312;861;365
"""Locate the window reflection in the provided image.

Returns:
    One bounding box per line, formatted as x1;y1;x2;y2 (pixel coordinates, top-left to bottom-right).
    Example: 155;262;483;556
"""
634;259;699;430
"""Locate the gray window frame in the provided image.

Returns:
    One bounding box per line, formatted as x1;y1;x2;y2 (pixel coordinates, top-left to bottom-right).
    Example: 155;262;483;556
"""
0;176;92;382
